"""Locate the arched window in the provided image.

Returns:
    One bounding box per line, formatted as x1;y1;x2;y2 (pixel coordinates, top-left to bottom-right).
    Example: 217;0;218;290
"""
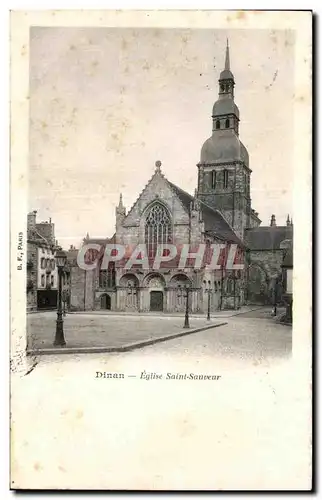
223;169;229;188
216;120;220;130
99;263;116;288
225;118;230;129
145;203;172;257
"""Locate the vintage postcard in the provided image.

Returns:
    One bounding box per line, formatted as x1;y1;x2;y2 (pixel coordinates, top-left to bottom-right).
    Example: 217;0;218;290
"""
10;10;312;490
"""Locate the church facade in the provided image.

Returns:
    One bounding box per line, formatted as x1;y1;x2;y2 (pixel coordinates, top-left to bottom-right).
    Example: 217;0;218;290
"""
68;42;293;313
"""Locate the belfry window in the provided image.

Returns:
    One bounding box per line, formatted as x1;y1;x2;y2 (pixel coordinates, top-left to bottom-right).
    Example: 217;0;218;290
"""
212;171;217;189
215;120;220;130
223;169;229;189
145;203;172;257
225;118;230;129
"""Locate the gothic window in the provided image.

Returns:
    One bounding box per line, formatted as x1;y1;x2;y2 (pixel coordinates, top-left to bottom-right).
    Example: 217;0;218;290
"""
225;118;230;129
226;278;233;294
99;263;116;288
41;257;45;269
216;120;220;130
223;169;229;188
145;203;172;257
51;275;54;286
41;274;45;286
211;171;217;189
244;174;247;192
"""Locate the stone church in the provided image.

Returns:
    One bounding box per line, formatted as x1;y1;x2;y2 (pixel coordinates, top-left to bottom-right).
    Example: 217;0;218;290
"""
68;42;293;313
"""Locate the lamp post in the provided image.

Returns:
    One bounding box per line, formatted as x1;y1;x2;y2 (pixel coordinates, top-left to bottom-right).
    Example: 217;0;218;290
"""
178;284;190;329
53;249;67;347
203;280;212;321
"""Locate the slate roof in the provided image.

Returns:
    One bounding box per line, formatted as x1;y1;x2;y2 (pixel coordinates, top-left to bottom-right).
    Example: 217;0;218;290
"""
244;226;293;251
167;181;242;245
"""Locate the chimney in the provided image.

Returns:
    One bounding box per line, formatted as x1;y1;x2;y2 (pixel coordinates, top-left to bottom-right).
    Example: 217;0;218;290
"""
270;214;276;227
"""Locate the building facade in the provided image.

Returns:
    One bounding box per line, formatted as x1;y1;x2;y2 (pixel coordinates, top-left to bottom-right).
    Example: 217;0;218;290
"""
27;211;70;311
68;41;293;313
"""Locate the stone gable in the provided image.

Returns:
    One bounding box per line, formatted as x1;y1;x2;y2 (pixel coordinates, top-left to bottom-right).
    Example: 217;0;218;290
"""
122;170;190;227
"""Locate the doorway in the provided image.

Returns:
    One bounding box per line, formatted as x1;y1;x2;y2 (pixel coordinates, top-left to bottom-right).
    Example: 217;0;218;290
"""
150;291;164;312
100;294;111;310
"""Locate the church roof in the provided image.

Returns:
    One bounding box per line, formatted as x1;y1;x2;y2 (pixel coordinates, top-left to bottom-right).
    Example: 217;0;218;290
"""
167;181;242;245
212;97;240;119
244;226;293;251
200;130;249;166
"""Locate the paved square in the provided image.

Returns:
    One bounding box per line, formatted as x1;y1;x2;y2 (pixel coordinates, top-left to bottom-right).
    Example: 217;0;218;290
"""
27;312;218;350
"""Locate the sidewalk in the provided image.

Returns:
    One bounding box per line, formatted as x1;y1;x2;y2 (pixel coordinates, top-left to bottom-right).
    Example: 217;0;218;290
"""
67;305;264;319
27;314;227;355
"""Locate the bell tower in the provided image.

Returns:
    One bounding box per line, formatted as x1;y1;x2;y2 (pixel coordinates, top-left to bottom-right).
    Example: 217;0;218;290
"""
197;40;255;239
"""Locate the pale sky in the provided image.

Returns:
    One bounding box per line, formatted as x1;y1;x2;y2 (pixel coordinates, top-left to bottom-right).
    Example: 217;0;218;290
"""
29;27;295;249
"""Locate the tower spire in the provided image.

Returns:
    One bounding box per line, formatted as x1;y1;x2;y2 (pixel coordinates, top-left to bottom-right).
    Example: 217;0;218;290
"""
225;38;230;71
118;193;124;209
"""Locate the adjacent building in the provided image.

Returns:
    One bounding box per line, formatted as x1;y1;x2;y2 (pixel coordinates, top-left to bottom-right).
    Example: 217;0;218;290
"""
27;211;60;311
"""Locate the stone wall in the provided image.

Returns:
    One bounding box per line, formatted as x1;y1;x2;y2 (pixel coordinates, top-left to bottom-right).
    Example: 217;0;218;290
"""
246;249;285;304
70;266;95;311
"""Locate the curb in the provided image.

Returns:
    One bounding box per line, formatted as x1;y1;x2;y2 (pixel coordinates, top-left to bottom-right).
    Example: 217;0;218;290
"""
26;321;228;356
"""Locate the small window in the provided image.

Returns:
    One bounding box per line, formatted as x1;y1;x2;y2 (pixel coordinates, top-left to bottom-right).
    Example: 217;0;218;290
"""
223;170;229;188
211;171;217;189
225;118;230;129
41;274;45;286
215;120;220;130
41;257;45;269
220;84;224;92
51;275;54;286
42;248;45;254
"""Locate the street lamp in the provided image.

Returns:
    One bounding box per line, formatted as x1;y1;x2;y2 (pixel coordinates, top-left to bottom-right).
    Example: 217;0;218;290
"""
203;280;212;321
178;283;190;329
53;249;67;347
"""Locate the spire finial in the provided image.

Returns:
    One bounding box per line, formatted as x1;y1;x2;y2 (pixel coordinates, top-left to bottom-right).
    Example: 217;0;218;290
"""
118;193;124;208
155;160;162;173
225;38;230;71
286;214;290;226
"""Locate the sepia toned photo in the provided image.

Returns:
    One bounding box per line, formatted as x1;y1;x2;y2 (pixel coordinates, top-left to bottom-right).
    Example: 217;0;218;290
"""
10;10;312;491
26;26;294;358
